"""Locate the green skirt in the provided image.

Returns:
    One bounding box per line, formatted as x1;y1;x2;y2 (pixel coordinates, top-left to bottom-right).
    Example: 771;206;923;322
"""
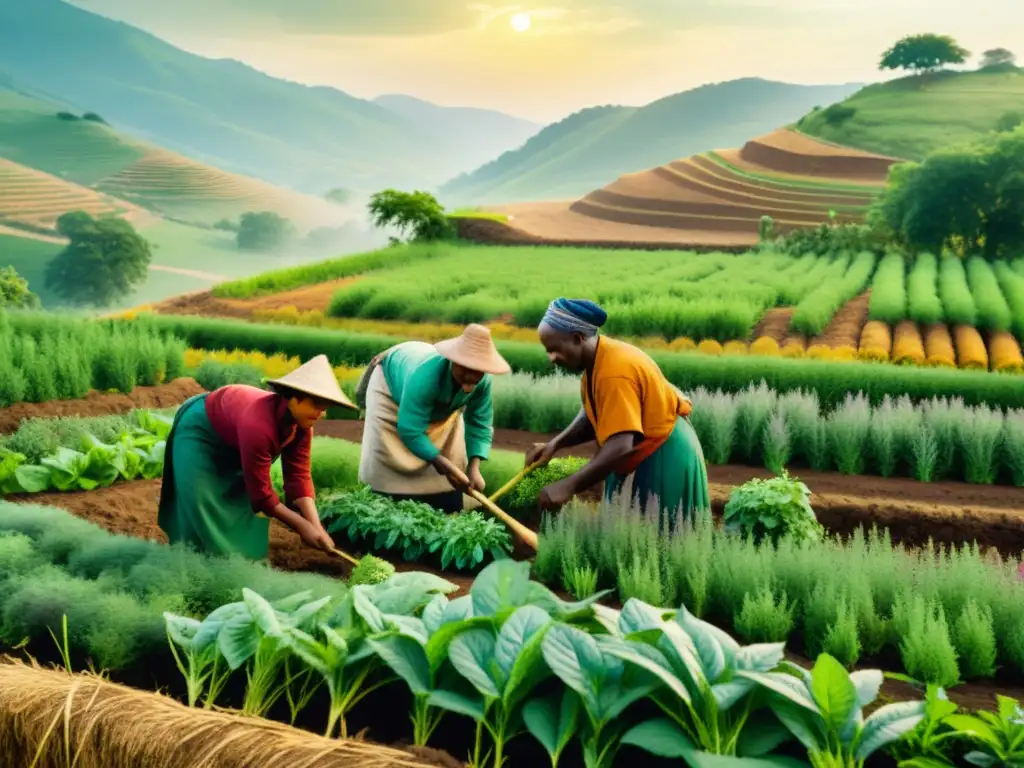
604;416;711;534
157;394;271;560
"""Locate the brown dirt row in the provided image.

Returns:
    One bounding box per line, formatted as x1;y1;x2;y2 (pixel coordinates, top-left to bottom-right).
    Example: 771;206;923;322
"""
714;148;889;187
660;158;877;207
689;152;885;194
809;290;871;348
150;278;356;318
752;307;794;342
739;129;898;179
0;378;205;435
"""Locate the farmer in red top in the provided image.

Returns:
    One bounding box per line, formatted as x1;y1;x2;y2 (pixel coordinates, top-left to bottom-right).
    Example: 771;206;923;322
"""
157;355;357;559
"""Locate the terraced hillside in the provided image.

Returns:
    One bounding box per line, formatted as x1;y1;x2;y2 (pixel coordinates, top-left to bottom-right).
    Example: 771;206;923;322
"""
566;130;895;238
0;91;345;231
0;157;147;232
97;148;343;231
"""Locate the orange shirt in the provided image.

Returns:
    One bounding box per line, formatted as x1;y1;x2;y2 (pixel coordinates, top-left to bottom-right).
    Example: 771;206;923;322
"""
581;336;691;448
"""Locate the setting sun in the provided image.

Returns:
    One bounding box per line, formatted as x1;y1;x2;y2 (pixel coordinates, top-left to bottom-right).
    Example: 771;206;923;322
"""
510;12;531;32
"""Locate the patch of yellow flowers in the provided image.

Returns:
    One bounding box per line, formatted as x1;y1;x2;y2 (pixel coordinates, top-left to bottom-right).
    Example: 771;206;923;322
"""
184;348;365;385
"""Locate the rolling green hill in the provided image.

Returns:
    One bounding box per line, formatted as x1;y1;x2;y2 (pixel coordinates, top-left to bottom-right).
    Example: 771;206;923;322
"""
796;66;1024;160
0;0;539;194
439;78;863;205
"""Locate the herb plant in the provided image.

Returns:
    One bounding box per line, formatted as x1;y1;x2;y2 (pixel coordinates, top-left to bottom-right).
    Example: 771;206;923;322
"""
723;470;824;545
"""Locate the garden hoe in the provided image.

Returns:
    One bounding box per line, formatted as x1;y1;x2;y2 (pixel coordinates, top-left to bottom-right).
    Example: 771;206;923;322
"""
329;546;396;586
468;489;539;551
488;459;542;504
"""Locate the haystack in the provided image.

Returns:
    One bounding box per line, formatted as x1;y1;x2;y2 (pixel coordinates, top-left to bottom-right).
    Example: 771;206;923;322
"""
0;657;443;768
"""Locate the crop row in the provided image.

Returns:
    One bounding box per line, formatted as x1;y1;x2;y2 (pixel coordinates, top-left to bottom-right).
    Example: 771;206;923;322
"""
128;314;1024;409
872;253;1024;337
537;498;1024;685
0;310;186;408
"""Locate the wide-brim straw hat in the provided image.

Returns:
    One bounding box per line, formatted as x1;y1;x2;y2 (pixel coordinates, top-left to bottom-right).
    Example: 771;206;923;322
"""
434;324;511;375
266;354;358;410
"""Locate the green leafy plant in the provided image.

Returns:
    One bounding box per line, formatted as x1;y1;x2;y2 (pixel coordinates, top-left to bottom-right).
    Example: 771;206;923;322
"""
886;684;962;767
505;458;587;511
749;653;926;767
948;695;1024;767
723;471;824;545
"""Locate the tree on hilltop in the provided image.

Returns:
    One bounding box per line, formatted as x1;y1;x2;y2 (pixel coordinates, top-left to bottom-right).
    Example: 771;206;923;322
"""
980;48;1016;68
879;34;970;74
0;266;40;309
236;211;297;251
45;211;151;307
367;189;454;244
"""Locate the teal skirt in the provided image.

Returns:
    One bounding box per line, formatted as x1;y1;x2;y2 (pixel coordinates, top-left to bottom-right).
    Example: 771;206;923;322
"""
157;394;271;560
604;417;711;534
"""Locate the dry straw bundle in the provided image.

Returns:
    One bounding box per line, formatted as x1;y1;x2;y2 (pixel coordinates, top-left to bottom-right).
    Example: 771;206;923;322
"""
0;658;440;768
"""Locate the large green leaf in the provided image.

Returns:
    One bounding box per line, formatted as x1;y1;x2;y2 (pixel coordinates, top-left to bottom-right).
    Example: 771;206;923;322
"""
854;701;927;761
442;595;475;624
218;612;259;670
713;679;757;711
603;638;691;706
352;586;388;633
193;602;248;649
364;571;458;616
164;614;201;651
368;632;431;695
243;588;285;638
734;643;786;673
449;629;501;700
736;711;793;757
13;464;52;493
422;594;449;635
271;591;316;613
471;559;533;617
849;670;883;711
287;627;334;677
737;670;819;713
428;689;486;720
290;595;334;628
676;605;729;681
425;617;493;673
523;689;579;764
811;654;859;734
619;599;670;635
497;605;552;707
541;624;605;715
770;699;824;752
623;717;804;766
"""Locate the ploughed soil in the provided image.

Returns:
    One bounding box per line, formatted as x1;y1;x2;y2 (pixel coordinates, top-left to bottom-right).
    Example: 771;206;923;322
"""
316;420;1024;557
751;307;793;343
0;378;205;435
151;279;357;318
7;476;1024;715
809;290;870;349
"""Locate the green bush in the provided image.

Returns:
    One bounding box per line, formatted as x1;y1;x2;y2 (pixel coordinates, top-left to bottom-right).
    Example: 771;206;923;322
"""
966;256;1013;331
722;471;824;546
906;252;944;324
192;359;264;390
867;250;907;324
937;253;977;325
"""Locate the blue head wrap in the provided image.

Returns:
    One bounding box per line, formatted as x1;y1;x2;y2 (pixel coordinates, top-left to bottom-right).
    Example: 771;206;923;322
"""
539;297;608;337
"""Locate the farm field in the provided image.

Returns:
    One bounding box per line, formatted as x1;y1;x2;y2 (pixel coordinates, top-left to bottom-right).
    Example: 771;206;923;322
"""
2;307;1024;764
149;241;1024;376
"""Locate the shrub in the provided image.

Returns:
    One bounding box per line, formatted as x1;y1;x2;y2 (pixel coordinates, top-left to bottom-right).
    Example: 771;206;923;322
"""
697;339;723;356
858;321;892;361
923;324;956;367
892;321;926;365
893;593;960;688
749;336;780;356
823;103;857;125
722;340;748;355
906;252;943;323
722;470;823;545
953;325;988;370
938;254;977;325
734;586;795;642
193;360;264;390
867;251;907;324
966;257;1013;332
953;599;998;679
988;331;1024;374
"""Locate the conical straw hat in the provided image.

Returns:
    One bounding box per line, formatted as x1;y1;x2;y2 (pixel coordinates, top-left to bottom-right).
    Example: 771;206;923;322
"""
266;354;357;409
434;324;511;375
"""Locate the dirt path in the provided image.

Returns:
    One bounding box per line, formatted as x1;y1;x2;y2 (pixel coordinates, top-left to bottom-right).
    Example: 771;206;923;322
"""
810;291;870;348
0;378;204;435
317;420;1024;555
0;224;64;243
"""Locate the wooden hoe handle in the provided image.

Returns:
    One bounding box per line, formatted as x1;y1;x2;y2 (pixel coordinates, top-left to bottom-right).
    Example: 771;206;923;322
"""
468;489;539;551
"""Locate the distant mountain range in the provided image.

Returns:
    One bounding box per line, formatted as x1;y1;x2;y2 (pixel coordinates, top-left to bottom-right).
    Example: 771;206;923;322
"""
0;0;542;195
439;79;864;205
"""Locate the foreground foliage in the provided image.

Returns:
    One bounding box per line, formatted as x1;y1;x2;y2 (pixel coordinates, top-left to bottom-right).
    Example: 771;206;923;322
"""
535;500;1024;683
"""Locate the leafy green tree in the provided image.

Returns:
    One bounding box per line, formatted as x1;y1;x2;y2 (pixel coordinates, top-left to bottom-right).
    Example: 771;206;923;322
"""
367;189;454;243
872;129;1024;258
879;34;970;74
236;211;297;251
981;48;1016;68
0;266;40;309
996;110;1023;133
44;212;152;307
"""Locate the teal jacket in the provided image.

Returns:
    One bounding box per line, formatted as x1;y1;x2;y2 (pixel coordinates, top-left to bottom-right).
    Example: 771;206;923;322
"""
380;341;493;463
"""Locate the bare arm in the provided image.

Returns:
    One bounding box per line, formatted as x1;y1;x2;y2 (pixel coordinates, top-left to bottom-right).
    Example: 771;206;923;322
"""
551;408;596;451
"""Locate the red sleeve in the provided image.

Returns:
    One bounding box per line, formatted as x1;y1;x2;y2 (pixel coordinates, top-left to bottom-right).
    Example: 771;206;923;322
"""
237;424;283;515
282;428;315;504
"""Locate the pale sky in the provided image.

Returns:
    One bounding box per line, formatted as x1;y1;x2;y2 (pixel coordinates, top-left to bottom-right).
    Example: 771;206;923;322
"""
70;0;1022;122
